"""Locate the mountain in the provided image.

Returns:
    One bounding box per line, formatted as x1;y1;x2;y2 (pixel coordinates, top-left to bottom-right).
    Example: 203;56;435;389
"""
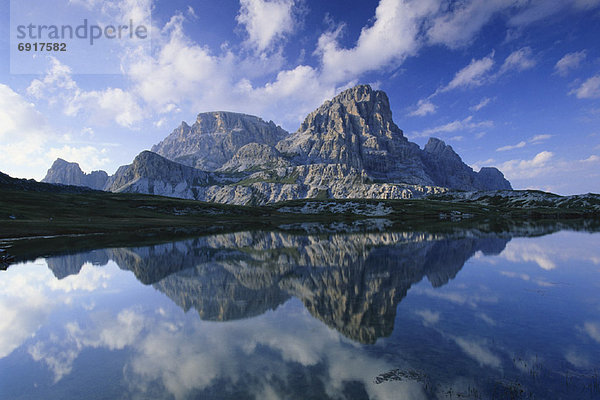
43;84;512;204
42;158;108;190
105;151;211;198
151;112;289;170
422;138;512;190
1;170;95;193
277;84;432;185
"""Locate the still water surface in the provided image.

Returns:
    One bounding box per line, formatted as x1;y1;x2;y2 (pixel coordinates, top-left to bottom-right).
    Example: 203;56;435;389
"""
1;230;599;399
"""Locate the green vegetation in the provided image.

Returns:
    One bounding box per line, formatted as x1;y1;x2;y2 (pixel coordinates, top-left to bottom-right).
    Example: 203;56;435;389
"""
1;188;599;253
1;187;599;266
236;170;300;186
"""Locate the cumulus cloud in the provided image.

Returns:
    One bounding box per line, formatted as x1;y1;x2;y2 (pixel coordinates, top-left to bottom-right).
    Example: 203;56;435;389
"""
414;116;493;138
28;58;143;128
530;134;552;143
0;83;111;179
555;50;587;76
237;0;298;53
496;135;552;152
496;150;600;193
498;47;536;75
408;99;437;117
316;0;440;83
415;309;440;325
427;0;600;48
581;322;600;343
500;242;557;270
441;53;495;92
453;336;501;368
499;151;554;179
427;0;509;48
497;141;526;152
470;97;492;112
570;75;600;99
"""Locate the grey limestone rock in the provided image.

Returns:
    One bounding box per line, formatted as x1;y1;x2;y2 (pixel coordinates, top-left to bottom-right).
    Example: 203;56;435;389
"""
42;158;108;190
151;112;289;171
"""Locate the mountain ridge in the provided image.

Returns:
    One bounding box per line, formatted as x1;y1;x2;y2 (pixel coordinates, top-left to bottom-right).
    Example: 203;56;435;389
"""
42;84;512;204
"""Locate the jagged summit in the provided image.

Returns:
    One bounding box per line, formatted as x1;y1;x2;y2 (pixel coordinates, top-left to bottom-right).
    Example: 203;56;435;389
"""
277;84;431;184
42;158;108;190
104;151;209;196
151;111;288;171
297;84;403;139
422;137;511;190
43;84;512;204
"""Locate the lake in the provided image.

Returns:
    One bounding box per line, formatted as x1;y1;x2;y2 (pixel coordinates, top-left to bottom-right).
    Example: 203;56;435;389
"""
1;228;599;399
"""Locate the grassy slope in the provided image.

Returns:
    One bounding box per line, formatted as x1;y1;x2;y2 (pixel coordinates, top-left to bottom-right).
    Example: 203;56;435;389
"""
1;188;599;239
2;188;599;265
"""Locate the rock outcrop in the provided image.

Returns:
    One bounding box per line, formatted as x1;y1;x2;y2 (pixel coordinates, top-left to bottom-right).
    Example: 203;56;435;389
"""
105;151;210;198
151;112;289;170
421;138;511;191
217;143;291;173
277;85;433;185
42;158;108;190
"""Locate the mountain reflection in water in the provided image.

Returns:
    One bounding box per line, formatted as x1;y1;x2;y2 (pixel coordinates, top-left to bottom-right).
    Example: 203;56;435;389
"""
46;231;509;344
3;227;600;400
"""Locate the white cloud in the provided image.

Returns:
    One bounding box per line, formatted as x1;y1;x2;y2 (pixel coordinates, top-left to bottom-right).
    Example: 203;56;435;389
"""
0;264;55;359
408;99;437;117
498;150;600;193
555;50;587;76
453;336;501;368
530;134;552;143
499;151;554;180
500;242;557;270
66;88;143;128
496;141;526;152
496;135;552;152
470;97;492;112
565;350;590;368
498;47;536;75
415;309;440;325
441;53;495;92
0;83;111;179
509;0;600;26
237;0;298;53
316;0;440;83
581;322;600;343
427;0;509;48
427;1;600;48
28;58;143;128
570;75;600;99
415;116;493;137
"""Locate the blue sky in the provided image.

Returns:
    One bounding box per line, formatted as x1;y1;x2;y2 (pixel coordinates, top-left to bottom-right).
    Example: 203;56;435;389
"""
1;0;599;194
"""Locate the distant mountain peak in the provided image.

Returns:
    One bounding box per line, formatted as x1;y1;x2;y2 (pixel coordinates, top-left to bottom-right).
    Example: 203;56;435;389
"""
42;159;108;190
151;111;288;171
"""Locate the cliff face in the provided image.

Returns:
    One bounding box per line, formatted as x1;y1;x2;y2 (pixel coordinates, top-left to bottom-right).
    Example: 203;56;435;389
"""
104;151;210;198
42;159;109;190
422;138;512;191
44;85;512;204
151;112;289;171
277;85;433;185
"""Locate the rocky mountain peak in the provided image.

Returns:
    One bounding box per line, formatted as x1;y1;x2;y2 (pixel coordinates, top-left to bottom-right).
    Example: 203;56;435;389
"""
105;151;209;196
151;111;288;171
42;158;108;190
276;84;430;184
296;84;401;139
